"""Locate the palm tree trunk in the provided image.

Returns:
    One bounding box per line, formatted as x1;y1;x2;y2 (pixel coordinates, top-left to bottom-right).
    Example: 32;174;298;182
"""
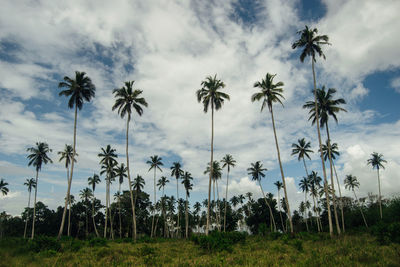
311;58;333;236
258;180;277;231
216;180;221;231
86;201;89;238
151;168;156;238
277;189;285;232
353;190;368;228
66;167;71;237
333;160;345;232
311;194;320;232
176;178;180;237
109;200;114;240
377;168;383;219
213;179;216;230
304;194;309;232
223;169;229;232
125;116;137;241
24;189;32;238
92;197;99;237
58;105;78;239
118;184;122;239
104;181;108;238
185;192;189;238
326;124;341;234
270;107;292;233
162;187;167;238
302;158;310;231
206;104;214;236
31;170;39;239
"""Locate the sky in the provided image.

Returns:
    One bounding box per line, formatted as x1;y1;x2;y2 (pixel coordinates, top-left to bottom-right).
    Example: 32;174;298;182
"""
1;0;400;216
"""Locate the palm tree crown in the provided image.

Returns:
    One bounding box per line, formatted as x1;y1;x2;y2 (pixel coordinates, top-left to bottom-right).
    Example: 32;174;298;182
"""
132;175;145;192
0;179;9;196
344;175;360;191
27;142;53;171
251;73;284;112
171;162;184;180
204;161;222;181
115;163;127;186
292;25;331;62
57;144;78;169
157;176;169;191
196;74;230;113
291;138;313;161
322;140;340;161
182;172;194;197
112;81;148;121
221;154;236;172
367;152;387;170
247;161;267;181
24;178;36;193
147;155;163;172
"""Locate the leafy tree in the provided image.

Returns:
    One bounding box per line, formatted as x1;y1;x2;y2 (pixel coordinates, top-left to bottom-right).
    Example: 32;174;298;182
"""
182;171;193;238
57;71;95;239
147;155;163;238
27;142;52;239
292;25;333;236
367;152;387;219
221;154;236;232
23;178;36;238
88;174;101;237
112;80;148;240
344;175;368;228
196;74;230;235
251;73;292;233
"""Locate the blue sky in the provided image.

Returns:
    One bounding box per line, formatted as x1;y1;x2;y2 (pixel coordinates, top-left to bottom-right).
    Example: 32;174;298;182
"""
1;0;399;216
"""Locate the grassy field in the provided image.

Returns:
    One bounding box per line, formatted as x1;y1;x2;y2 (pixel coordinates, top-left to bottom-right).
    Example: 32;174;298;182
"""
1;233;400;266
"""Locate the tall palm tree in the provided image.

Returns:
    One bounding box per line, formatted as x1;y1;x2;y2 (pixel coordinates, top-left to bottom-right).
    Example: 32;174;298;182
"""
196;74;230;235
204;161;223;230
57;144;78;237
79;187;93;238
147;155;163;238
98;145;118;238
230;196;239;210
88;174;101;237
291;138;313;177
115;163;127;238
304;86;346;234
298;177;311;232
309;171;323;231
57;71;95;239
0;179;9;195
157;176;169;237
27;142;52;239
132;175;145;230
367;152;387;219
344;175;368;228
292;25;333;236
251;73;292;233
274;181;286;232
221;154;236;232
182;171;193;238
23;178;36;238
112;80;148;241
170;162;184;235
247;161;276;231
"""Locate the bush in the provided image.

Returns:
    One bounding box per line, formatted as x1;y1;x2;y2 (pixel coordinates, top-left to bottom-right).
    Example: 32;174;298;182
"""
291;239;303;252
27;236;61;252
258;223;268;236
88;237;108;247
63;239;85;252
372;221;400;244
191;231;246;252
267;231;283;240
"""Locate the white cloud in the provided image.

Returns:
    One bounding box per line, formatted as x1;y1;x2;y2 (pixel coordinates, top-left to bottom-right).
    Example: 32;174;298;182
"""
391;77;400;93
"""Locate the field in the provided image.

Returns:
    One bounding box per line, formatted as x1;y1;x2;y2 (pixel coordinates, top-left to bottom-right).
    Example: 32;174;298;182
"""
1;233;400;266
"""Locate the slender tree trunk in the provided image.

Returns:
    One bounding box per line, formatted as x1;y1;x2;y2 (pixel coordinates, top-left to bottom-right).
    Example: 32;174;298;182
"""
353;190;368;228
316;193;323;231
311;194;320;232
326;124;341;234
185;192;189;238
311;59;333;236
118;184;122;239
206;104;214;236
58;105;78;239
31;170;39;239
162;187;167;238
333;160;345;232
24;189;32;238
304;194;309;232
213;180;216;230
85;201;88;238
302;158;310;232
277;189;285;232
377;168;383;219
151;168;156;238
125;116;137;241
66;167;71;237
223;168;229;232
216;180;221;231
176;178;180;237
270;107;292;233
92;196;99;237
104;180;108;238
109;199;114;240
259;180;277;231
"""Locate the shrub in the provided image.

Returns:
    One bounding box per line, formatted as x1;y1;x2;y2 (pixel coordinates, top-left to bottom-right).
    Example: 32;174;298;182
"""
258;223;268;236
291;239;303;252
27;236;61;252
267;231;283;240
372;221;400;244
191;231;246;252
88;237;108;247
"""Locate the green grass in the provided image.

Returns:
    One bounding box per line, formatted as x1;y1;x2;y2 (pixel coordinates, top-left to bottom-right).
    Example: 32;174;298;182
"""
1;233;399;266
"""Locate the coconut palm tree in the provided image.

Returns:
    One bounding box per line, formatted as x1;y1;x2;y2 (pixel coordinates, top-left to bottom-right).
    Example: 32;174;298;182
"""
344;175;368;228
274;181;286;232
291;138;313;177
170;162;184;235
230;196;239;210
221;154;236;232
182;171;193;238
147;155;163;238
57;71;95;239
298;177;311;232
132;175;145;228
304;86;346;234
88;174;101;237
115;163;127;238
112;81;148;241
157;176;169;237
204;161;223;230
79;187;93;238
27;142;52;239
309;171;323;231
57;144;78;236
0;179;8;196
247;161;277;231
196;74;230;235
251;73;292;233
292;25;333;236
367;152;387;219
23;178;36;238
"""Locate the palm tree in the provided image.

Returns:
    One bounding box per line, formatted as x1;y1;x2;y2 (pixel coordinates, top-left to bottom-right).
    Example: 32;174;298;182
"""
182;171;193;238
274;181;286;232
204;161;223;230
291;138;313;177
27;142;52;239
88;174;101;237
157;176;169;237
57;144;78;236
57;71;95;239
0;179;9;196
196;74;230;235
292;25;333;236
79;187;93;238
112;80;148;241
115;163;127;238
170;162;184;235
298;177;311;232
23;178;36;238
98;145;118;238
147;155;163;238
230;196;239;210
344;175;368;228
247;161;276;231
251;73;292;233
132;175;145;228
221;154;236;232
367;152;387;219
309;171;323;231
304;86;346;234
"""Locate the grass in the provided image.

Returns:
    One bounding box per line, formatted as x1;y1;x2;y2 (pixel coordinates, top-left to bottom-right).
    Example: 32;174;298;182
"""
1;233;399;266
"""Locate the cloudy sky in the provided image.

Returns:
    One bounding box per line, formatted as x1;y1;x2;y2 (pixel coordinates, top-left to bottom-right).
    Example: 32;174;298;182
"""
1;0;399;216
